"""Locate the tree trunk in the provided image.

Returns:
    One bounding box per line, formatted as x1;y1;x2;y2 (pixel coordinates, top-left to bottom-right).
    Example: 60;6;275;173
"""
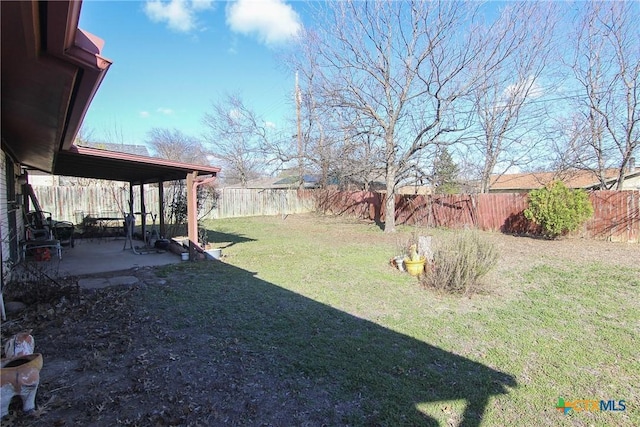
384;165;396;233
616;167;626;190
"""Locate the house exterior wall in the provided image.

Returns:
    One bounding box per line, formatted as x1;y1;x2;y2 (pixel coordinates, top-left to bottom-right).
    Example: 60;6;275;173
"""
1;149;26;282
621;174;640;190
1;149;7;281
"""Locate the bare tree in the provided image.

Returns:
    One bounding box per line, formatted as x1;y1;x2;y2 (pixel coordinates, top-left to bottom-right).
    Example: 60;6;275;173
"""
467;2;558;193
296;0;488;232
291;36;385;190
298;83;385;189
146;127;211;165
548;112;614;189
567;1;640;189
202;94;267;187
295;64;334;188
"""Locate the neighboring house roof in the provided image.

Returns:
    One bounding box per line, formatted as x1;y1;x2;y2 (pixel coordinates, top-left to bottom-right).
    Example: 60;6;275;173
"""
272;175;320;189
397;185;433;195
225;177;281;189
81;142;150;157
490;168;640;192
224;175;320;189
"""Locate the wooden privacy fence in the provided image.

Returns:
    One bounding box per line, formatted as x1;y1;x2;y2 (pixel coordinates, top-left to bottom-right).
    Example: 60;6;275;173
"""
33;185;317;224
215;188;316;218
33;185;640;242
316;189;640;243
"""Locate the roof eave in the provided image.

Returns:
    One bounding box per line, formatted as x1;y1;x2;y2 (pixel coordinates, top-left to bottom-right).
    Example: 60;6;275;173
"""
1;0;112;172
49;7;113;152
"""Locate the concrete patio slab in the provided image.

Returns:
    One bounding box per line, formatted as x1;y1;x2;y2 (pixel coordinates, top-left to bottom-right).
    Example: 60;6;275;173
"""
108;276;139;286
55;237;183;277
77;277;110;289
78;275;140;290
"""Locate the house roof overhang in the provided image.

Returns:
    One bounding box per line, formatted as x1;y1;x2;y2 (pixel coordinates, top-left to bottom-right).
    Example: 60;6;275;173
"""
1;0;112;172
53;145;220;185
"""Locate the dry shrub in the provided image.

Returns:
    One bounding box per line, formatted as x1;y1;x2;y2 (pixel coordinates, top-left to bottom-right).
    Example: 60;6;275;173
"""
421;230;498;294
4;261;80;305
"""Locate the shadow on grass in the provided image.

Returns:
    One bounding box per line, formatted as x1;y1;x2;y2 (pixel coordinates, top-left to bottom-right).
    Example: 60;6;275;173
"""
201;229;256;249
150;261;517;426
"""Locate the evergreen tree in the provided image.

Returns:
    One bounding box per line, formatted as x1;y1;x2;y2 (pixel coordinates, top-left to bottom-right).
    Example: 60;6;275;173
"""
431;147;460;194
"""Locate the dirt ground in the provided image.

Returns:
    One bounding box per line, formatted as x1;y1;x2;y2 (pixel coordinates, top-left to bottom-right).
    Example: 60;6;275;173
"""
0;226;638;426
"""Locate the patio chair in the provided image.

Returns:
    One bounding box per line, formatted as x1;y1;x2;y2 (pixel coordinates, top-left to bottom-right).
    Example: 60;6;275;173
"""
21;210;62;260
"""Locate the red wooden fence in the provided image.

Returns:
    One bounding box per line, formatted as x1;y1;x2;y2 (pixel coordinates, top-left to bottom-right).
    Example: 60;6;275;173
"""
315;189;640;243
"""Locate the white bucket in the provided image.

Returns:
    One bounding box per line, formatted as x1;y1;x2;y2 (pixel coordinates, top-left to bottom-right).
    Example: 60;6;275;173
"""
204;248;222;260
181;252;189;261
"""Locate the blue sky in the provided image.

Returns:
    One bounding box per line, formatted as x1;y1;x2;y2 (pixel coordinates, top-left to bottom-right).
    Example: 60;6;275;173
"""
79;0;305;150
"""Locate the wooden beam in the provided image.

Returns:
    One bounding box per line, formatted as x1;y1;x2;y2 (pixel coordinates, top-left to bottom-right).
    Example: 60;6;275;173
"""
140;183;146;240
186;173;217;260
158;180;165;238
187;172;198;260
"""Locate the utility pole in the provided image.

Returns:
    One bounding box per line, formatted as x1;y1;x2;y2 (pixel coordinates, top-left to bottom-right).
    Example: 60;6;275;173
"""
295;70;303;189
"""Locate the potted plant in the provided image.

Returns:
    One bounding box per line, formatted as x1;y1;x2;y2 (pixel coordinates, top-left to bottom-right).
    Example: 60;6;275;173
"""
404;243;426;276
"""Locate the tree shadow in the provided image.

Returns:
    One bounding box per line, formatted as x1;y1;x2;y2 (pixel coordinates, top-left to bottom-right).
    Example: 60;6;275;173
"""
156;261;517;426
500;210;542;237
200;229;255;249
587;191;640;242
316;189;385;230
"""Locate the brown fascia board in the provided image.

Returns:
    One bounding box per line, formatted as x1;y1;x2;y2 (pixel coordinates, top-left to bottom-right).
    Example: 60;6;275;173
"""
68;145;221;178
45;1;112;151
58;29;112;151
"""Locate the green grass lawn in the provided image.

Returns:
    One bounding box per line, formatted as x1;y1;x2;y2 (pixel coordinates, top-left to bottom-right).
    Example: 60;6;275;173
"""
146;214;639;426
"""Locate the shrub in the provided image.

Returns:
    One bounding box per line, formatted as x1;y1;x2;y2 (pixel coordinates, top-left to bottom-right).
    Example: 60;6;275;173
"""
421;231;498;294
523;181;593;239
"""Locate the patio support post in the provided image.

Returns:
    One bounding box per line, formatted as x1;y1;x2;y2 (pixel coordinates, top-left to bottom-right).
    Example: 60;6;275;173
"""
186;172;217;260
158;180;165;238
187;172;198;260
140;183;146;241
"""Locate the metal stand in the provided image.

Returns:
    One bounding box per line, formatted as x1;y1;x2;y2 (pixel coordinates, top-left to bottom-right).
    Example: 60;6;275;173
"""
147;213;160;248
123;213;141;254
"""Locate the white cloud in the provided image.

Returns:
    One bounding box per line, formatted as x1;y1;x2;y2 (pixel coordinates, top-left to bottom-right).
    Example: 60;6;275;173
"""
226;0;302;46
265;121;276;128
144;0;214;33
157;107;174;115
191;0;214;11
140;111;151;118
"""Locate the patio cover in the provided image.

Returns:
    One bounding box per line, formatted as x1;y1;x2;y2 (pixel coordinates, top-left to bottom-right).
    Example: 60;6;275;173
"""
53;145;220;185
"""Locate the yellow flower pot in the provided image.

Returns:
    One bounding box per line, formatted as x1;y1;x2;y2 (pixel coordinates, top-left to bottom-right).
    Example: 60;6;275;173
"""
404;258;426;276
